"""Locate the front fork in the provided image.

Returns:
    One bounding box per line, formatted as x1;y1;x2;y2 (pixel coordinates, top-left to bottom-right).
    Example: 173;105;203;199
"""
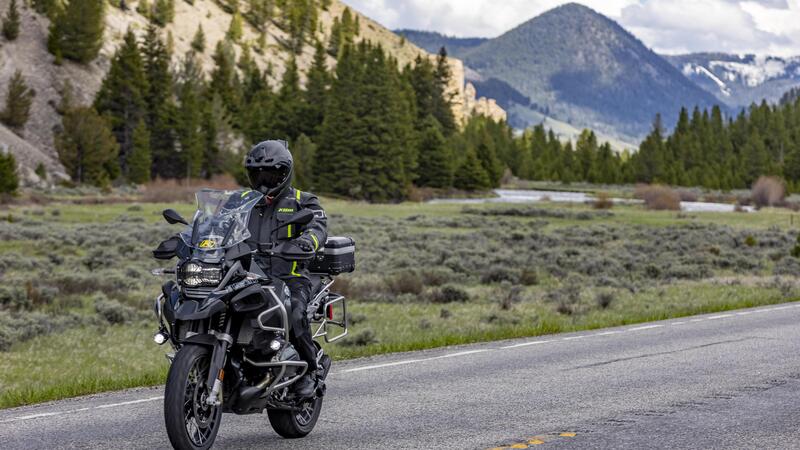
205;319;233;407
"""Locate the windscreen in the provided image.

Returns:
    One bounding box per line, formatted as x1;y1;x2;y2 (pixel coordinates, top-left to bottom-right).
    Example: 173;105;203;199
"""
180;189;264;251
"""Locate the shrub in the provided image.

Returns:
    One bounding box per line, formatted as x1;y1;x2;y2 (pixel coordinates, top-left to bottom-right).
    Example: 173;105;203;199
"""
342;328;378;346
751;176;785;209
593;192;614;209
94;295;136;324
596;292;614;309
745;235;757;247
480;268;516;284
519;269;539;286
499;285;523;310
385;271;423;296
429;285;469;303
635;184;681;211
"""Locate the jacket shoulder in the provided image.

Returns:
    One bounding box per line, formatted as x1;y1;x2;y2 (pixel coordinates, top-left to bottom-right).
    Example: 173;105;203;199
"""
289;187;321;206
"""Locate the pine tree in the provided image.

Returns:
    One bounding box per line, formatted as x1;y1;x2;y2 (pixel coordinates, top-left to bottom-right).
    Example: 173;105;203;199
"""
142;24;178;178
152;0;174;26
1;70;35;132
227;8;243;42
55;106;119;186
416;115;452;188
176;50;206;178
272;57;303;140
316;43;362;196
454;147;490;191
48;0;105;63
191;24;206;53
299;41;330;138
292;134;316;190
128;119;152;183
432;47;457;134
2;0;20;41
0;151;19;195
32;0;57;17
209;39;241;116
575;129;598;181
94;28;149;177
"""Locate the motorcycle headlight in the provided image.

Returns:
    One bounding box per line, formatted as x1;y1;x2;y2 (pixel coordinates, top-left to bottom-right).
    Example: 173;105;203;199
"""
180;262;223;287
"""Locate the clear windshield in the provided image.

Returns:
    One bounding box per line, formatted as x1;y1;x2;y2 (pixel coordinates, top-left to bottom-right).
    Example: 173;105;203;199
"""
180;189;264;251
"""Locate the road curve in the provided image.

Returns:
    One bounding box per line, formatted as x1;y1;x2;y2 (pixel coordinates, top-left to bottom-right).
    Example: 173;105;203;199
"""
2;302;800;449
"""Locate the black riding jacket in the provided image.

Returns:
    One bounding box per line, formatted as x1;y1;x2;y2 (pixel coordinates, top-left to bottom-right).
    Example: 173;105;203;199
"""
245;187;328;282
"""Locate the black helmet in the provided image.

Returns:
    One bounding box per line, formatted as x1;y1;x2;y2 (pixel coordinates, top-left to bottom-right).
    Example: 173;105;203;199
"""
245;140;293;197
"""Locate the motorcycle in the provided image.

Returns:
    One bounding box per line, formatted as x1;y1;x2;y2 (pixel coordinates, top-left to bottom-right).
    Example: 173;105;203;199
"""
151;189;353;450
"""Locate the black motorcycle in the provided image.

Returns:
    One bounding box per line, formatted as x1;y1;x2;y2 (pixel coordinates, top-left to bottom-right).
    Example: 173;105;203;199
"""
151;189;353;450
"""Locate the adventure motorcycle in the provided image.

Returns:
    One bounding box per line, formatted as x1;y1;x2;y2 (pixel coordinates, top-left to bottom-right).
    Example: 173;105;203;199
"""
151;189;354;450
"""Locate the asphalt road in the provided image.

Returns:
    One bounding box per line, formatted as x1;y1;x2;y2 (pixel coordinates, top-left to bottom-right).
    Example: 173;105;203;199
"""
3;302;800;449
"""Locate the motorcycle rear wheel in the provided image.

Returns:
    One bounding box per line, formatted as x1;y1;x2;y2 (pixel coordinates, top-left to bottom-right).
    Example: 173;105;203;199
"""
164;345;223;450
267;395;323;438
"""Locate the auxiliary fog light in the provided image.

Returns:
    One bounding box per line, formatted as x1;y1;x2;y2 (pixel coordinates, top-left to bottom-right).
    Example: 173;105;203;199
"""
269;340;282;351
154;332;168;345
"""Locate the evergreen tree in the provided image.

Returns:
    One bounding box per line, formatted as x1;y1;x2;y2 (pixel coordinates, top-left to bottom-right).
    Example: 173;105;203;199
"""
316;43;363;196
175;50;206;178
128;119;152;183
151;0;174;26
292;134;316;190
191;25;206;53
432;47;457;134
227;8;243;42
272;57;303;140
247;0;273;31
209;39;241;116
142;23;178;178
2;0;20;41
0;70;35;132
416;115;452;188
48;0;105;63
0;151;19;195
55;106;119;186
454;147;490;191
32;0;57;17
575;129;598;181
299;41;330;138
94;28;149;177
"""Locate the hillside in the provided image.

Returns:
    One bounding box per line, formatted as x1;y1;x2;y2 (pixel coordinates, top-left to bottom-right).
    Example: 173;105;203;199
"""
394;29;486;56
665;53;800;109
0;0;504;184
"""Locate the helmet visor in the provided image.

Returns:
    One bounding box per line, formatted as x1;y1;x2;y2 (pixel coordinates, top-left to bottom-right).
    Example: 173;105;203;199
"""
248;166;290;191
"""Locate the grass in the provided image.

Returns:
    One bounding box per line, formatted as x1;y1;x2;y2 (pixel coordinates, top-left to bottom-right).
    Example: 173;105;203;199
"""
2;194;800;409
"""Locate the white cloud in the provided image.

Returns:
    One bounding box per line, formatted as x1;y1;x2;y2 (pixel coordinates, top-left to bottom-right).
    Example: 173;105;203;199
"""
341;0;800;56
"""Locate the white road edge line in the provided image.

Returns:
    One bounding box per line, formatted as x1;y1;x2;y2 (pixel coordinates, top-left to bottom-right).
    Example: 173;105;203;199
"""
0;397;164;424
627;324;665;331
501;340;553;349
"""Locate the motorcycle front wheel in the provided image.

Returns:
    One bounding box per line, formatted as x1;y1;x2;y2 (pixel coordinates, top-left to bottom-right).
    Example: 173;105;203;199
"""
164;345;223;450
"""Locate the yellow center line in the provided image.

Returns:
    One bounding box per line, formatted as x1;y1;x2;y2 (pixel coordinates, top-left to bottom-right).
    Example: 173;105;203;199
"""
560;432;577;437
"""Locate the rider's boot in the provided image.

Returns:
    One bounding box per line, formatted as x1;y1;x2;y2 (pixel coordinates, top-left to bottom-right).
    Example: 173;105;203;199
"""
292;374;315;398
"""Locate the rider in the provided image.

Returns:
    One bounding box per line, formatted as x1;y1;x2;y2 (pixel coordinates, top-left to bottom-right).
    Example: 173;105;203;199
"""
244;140;328;398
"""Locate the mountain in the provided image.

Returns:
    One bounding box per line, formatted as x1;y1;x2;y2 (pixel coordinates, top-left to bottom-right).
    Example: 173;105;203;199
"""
401;3;722;143
665;53;800;109
394;29;486;56
0;0;503;184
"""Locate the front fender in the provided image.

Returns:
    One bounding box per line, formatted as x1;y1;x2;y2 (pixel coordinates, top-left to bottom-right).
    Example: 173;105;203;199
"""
174;297;226;321
181;334;218;347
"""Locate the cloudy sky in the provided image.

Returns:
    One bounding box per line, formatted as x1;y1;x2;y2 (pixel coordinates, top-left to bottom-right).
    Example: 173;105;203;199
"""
342;0;800;56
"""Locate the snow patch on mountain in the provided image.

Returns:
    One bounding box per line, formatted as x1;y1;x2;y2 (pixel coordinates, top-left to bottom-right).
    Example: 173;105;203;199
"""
709;57;788;87
683;63;731;96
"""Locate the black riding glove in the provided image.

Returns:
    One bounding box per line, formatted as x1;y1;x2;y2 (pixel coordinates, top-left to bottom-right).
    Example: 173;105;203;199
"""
291;236;315;253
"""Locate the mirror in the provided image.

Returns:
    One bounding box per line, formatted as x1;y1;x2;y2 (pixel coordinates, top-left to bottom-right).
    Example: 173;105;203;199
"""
163;209;189;225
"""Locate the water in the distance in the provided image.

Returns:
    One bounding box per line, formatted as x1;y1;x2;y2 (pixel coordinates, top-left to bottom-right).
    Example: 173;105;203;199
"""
429;189;752;213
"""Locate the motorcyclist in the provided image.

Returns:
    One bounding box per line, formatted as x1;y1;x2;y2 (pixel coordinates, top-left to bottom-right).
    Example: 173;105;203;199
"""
244;140;327;398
